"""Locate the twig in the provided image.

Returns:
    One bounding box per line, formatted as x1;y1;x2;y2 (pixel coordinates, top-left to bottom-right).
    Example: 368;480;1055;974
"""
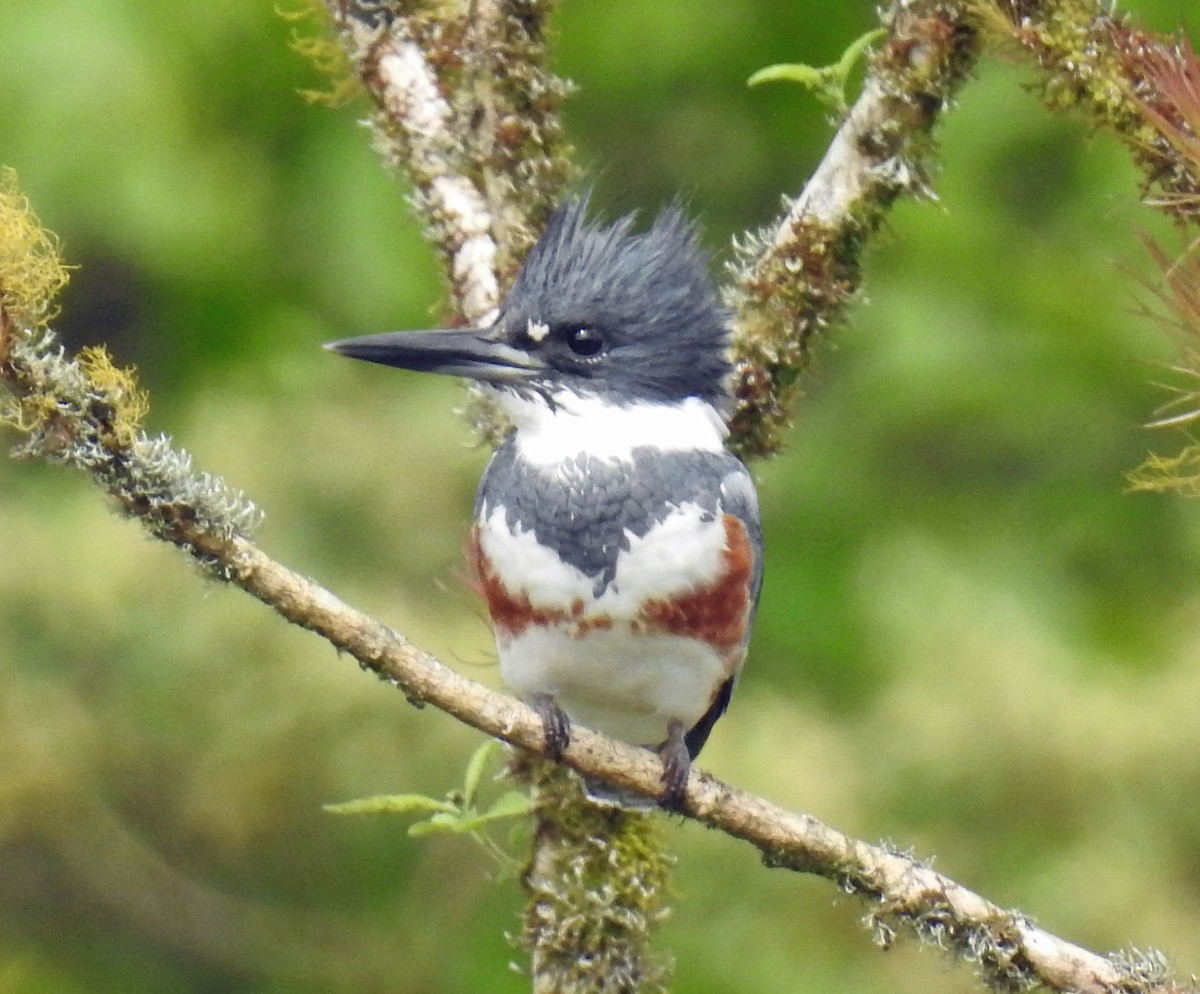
726;0;979;458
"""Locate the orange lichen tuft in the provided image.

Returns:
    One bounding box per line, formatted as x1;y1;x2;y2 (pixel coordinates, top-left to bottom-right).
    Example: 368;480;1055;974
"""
0;167;71;335
76;345;149;450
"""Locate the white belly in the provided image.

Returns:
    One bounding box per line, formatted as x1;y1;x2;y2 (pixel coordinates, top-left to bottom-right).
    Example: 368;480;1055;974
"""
497;626;726;746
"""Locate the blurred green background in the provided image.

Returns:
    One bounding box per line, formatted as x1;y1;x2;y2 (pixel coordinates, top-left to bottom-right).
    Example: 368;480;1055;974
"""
4;1;1200;992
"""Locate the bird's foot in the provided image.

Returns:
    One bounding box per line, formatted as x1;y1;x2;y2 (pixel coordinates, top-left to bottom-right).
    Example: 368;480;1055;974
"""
658;719;691;811
528;693;572;761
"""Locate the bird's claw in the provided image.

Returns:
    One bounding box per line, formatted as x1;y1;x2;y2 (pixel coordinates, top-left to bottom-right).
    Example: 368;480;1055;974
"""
658;719;691;811
529;693;572;761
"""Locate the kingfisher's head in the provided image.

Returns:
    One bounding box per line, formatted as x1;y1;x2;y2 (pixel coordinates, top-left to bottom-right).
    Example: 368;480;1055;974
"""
326;197;733;411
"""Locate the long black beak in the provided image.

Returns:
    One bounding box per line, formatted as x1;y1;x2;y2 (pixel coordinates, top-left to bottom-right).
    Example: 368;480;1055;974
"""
324;329;544;383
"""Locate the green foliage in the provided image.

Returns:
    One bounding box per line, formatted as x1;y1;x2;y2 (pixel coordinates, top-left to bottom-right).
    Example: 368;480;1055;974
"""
325;740;532;868
748;29;886;112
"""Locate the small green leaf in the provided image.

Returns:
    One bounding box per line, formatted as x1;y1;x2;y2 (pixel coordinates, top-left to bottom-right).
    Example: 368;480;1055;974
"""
747;63;826;89
834;28;886;78
453;797;535;834
324;793;457;816
480;790;535;821
462;739;500;807
322;740;531;865
748;29;886;112
408;811;469;836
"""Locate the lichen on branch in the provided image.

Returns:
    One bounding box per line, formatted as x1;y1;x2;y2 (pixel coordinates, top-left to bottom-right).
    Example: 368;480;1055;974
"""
0;166;70;334
969;2;1200;495
726;2;980;459
0;170;261;567
973;0;1200;218
315;0;576;322
516;758;673;994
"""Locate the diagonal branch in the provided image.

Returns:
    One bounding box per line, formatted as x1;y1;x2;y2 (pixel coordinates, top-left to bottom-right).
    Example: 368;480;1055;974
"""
726;0;978;458
193;534;1148;994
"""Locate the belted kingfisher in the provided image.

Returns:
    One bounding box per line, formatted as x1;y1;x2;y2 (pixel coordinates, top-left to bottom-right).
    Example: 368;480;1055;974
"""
327;197;763;806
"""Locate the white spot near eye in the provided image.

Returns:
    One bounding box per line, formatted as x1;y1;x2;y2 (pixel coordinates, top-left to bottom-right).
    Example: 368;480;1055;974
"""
527;319;550;343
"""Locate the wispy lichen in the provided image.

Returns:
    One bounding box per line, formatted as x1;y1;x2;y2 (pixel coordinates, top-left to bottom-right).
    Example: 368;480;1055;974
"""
4;331;262;560
1124;226;1200;495
1129;449;1200;497
0;172;262;571
0;167;71;333
281;0;363;107
1120;32;1200;215
971;1;1200;219
1127;239;1200;495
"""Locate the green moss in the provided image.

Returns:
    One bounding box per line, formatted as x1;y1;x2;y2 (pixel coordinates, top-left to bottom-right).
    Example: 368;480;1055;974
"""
283;0;362;108
517;758;673;994
725;6;981;461
728;213;876;458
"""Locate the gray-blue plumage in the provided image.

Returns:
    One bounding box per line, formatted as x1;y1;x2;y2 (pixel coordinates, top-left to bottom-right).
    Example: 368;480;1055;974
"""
476;441;761;598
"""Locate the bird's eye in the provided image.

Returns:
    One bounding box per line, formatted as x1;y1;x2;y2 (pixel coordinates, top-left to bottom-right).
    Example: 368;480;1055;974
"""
563;325;605;358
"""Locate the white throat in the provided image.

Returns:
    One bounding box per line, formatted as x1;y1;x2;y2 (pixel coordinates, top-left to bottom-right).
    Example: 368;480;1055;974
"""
488;387;728;466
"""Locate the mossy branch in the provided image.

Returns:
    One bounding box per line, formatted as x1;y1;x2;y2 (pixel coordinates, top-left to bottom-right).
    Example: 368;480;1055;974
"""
0;172;260;557
968;0;1200;493
309;0;576;327
973;0;1200;219
727;1;979;458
